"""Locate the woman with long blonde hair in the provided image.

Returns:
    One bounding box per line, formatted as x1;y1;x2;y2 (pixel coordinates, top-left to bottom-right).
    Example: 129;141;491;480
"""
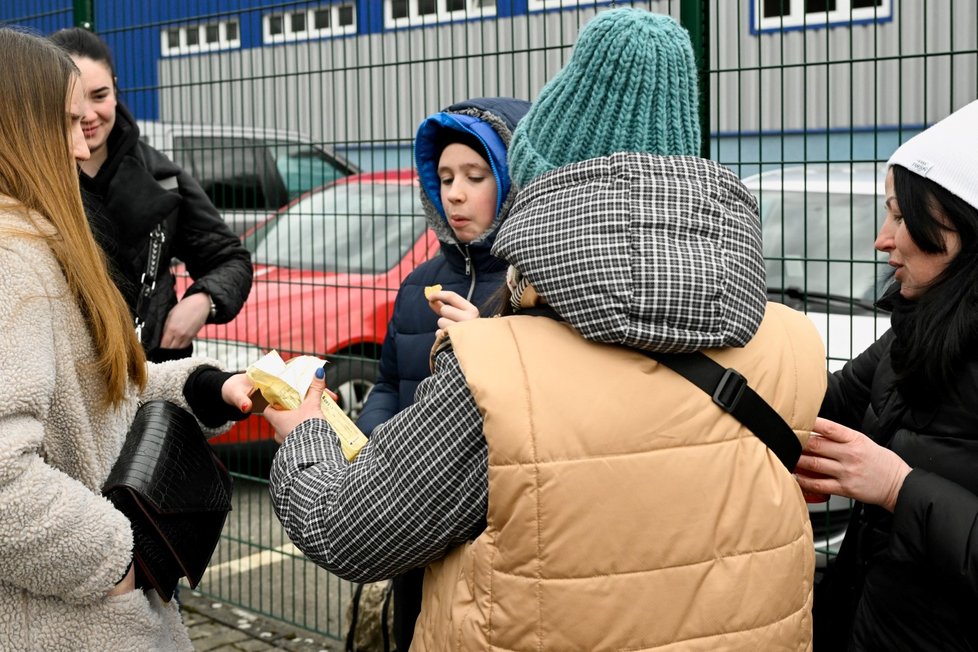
0;28;254;651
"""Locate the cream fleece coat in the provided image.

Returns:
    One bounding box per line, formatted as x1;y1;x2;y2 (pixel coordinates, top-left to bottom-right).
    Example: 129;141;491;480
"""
0;200;227;651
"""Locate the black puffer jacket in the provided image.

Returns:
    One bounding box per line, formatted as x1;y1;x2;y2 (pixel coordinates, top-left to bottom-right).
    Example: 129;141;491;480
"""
820;326;978;651
80;104;253;361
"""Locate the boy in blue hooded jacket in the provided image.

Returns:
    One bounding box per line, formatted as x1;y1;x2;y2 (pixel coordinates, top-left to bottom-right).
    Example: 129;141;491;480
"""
355;96;529;649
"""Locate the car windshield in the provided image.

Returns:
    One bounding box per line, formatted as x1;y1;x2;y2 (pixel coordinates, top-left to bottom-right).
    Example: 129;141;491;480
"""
271;144;349;200
761;190;889;309
247;181;426;274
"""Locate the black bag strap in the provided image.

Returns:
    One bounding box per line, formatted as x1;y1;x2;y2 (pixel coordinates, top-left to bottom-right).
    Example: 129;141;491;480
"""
134;223;166;344
512;305;800;470
644;350;801;471
380;581;393;652
345;581;394;652
345;583;364;652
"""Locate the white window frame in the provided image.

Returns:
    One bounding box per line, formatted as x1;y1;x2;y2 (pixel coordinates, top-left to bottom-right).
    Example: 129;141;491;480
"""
384;0;496;29
263;4;357;44
161;20;241;57
753;0;892;33
527;0;603;11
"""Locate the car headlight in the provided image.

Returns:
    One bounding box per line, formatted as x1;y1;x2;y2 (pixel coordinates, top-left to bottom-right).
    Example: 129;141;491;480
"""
194;339;267;372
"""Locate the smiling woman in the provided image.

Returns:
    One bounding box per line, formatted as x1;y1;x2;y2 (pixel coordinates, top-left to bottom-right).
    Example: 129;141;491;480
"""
49;27;253;363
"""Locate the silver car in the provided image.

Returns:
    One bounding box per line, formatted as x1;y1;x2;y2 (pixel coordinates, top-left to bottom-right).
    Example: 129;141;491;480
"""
138;121;359;235
744;163;892;566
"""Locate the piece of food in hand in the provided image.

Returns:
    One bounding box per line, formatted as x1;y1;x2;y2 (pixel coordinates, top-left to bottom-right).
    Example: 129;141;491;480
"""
424;284;443;300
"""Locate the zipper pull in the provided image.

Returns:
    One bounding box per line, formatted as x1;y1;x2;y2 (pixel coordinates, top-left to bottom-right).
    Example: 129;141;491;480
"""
457;244;472;276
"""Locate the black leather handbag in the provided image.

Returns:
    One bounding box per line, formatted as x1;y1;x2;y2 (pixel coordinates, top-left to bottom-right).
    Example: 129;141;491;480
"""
102;400;233;601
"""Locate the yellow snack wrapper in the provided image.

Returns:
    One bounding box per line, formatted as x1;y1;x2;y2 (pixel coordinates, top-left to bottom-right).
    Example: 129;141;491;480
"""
246;351;317;410
320;392;369;462
246;351;368;462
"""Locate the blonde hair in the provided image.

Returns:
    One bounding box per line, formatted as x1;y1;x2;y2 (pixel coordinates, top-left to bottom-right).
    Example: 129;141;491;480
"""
0;28;146;404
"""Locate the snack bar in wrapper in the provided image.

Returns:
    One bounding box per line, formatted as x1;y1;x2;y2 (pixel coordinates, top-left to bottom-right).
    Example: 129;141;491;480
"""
246;351;368;462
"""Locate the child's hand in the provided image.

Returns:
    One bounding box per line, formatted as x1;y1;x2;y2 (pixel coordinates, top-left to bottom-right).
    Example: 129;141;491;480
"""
427;289;480;330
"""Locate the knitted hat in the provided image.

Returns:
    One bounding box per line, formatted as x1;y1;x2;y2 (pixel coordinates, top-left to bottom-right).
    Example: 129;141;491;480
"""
508;8;700;189
888;99;978;211
434;128;490;166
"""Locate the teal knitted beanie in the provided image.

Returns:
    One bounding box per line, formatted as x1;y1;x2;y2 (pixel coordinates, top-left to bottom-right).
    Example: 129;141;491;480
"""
509;8;701;189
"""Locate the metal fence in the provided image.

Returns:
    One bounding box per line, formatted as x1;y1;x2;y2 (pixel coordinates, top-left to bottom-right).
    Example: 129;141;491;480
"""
4;0;976;643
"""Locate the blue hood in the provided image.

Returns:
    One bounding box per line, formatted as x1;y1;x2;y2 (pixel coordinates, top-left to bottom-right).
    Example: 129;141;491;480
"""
413;97;530;246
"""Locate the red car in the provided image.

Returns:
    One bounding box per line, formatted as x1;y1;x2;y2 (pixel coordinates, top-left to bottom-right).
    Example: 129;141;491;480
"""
177;170;439;468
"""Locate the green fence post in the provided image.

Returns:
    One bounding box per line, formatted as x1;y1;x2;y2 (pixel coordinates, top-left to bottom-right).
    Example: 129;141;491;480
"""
73;0;94;30
680;0;710;159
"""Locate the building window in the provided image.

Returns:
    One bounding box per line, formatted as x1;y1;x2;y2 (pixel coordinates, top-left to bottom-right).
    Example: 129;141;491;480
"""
263;3;357;43
314;8;331;29
161;19;241;56
269;14;284;35
384;0;496;27
753;0;891;32
527;0;602;10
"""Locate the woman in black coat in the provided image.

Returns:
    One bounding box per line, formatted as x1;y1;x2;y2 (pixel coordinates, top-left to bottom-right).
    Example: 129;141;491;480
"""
51;27;252;363
796;100;978;651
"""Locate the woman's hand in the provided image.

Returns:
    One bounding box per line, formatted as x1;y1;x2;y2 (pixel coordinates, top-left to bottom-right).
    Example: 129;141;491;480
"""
106;563;135;597
795;417;913;512
263;368;331;444
427;290;479;330
221;372;256;413
160;292;211;349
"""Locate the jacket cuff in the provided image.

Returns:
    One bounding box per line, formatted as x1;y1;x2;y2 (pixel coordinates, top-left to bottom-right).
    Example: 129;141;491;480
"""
183;366;248;428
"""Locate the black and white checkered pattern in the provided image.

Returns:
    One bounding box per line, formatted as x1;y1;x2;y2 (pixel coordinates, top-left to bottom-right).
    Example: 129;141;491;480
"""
269;349;488;583
269;153;769;583
493;153;767;353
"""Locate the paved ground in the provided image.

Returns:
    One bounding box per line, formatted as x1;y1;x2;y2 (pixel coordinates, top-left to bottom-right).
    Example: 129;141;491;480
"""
180;590;341;651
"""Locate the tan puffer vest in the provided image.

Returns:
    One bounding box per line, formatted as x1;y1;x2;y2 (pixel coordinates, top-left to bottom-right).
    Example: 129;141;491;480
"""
412;302;825;651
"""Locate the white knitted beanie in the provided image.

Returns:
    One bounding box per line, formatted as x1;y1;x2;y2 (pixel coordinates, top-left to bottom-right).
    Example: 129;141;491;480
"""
888;99;978;210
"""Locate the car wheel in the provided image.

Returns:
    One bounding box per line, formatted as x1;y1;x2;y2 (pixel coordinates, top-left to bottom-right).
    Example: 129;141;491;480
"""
326;357;378;420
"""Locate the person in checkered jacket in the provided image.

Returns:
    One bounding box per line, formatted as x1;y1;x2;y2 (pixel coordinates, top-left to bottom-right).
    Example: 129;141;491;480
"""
266;8;826;650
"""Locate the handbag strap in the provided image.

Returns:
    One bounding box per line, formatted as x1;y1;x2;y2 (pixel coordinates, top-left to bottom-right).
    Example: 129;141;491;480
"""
642;350;801;471
134;222;166;343
514;304;801;470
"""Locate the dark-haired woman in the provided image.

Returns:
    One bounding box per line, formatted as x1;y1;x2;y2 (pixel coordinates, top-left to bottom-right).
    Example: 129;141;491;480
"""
50;27;252;362
797;100;978;651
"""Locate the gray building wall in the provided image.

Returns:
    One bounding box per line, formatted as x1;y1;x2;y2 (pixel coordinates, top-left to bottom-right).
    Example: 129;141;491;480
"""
157;1;675;167
157;1;976;170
